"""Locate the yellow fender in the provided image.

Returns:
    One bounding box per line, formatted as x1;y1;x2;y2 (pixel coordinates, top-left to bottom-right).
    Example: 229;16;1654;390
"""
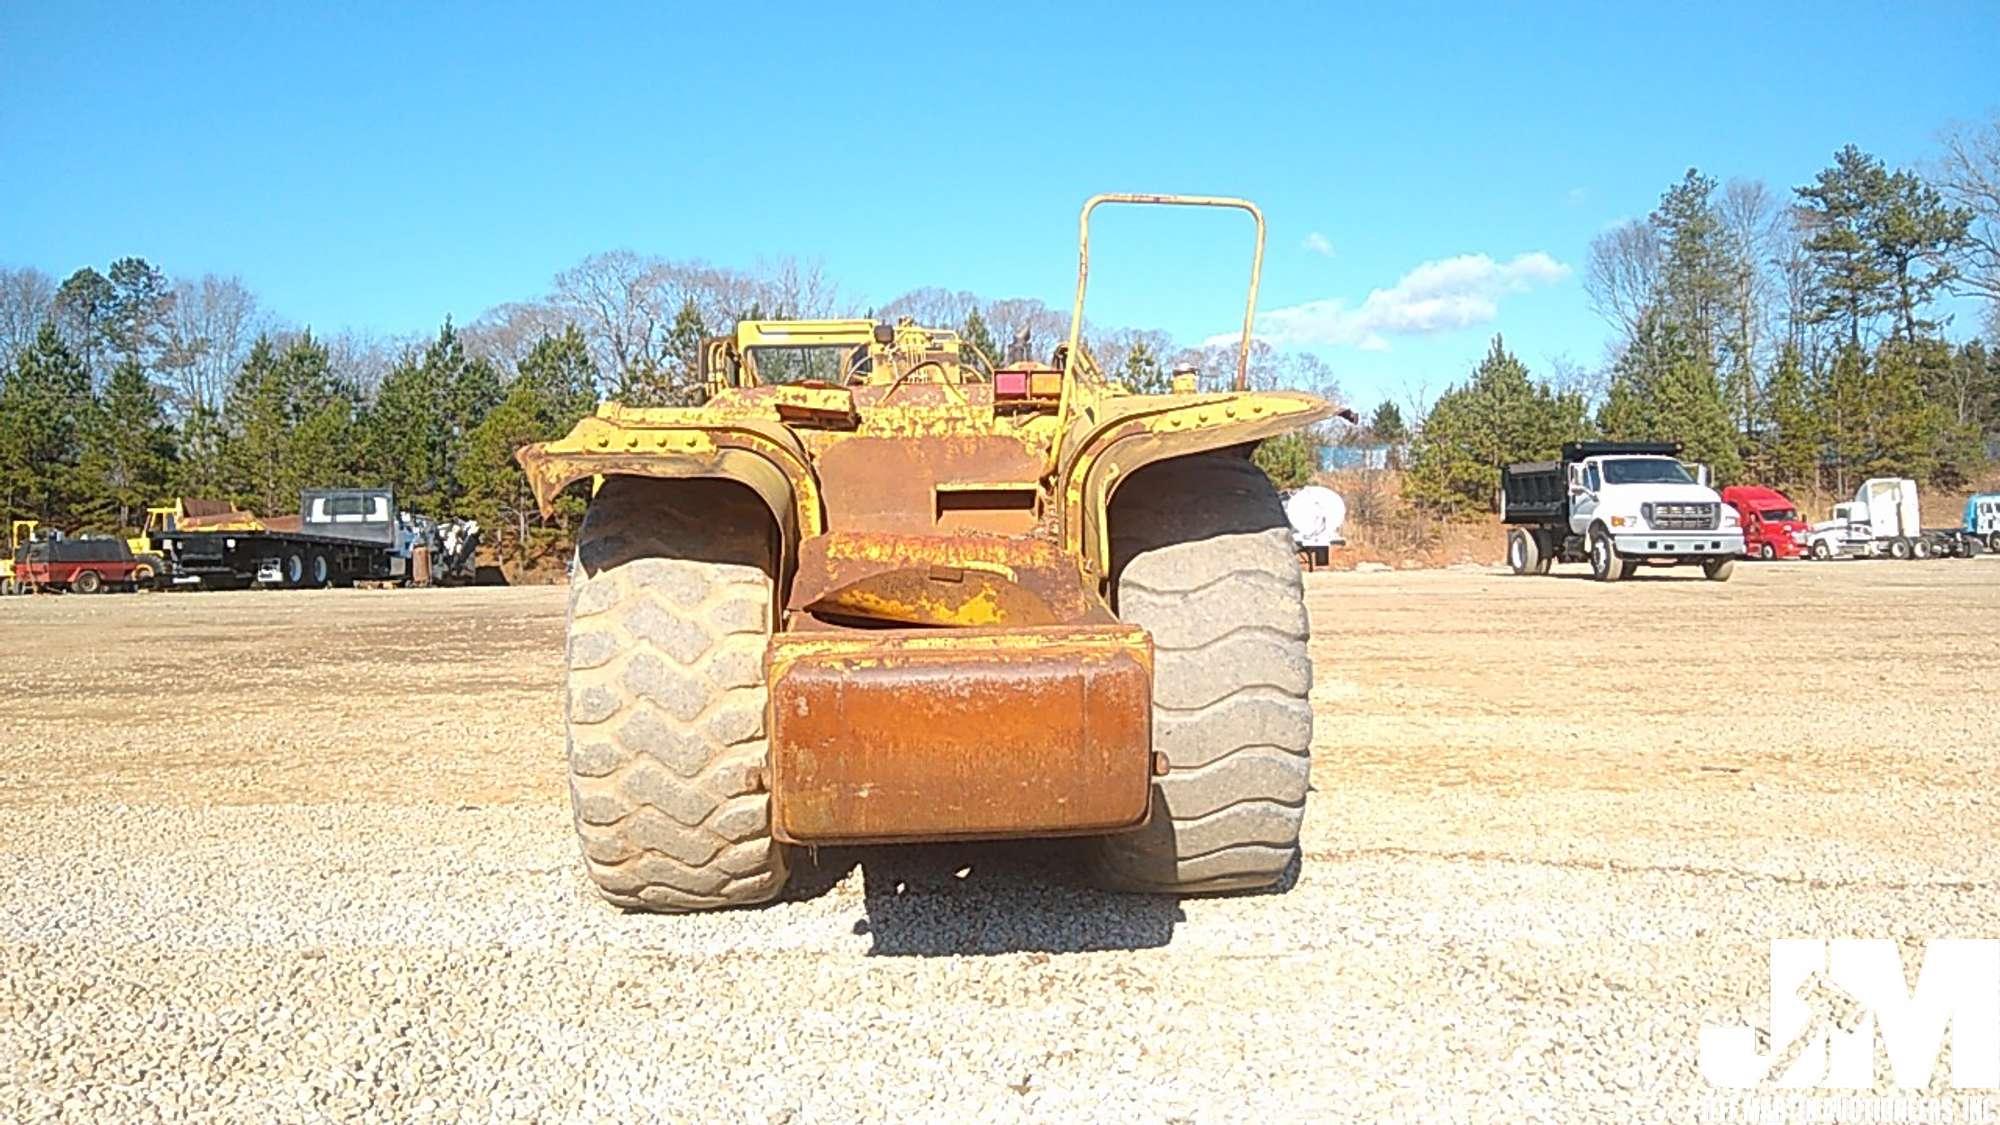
515;410;822;577
1057;389;1333;578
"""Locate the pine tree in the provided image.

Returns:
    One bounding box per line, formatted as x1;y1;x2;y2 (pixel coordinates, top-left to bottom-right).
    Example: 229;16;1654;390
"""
1797;146;1896;346
361;320;496;515
1762;345;1820;489
1252;431;1318;490
1595;312;1742;483
0;322;94;522
1118;340;1168;394
513;325;599;428
960;308;1000;374
1867;339;1949;482
1814;343;1872;494
221;338;293;512
1407;337;1591;514
457;327;601;560
81;358;175;528
1369;401;1408;446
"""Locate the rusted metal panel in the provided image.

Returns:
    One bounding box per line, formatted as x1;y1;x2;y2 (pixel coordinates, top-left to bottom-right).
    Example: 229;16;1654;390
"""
767;626;1154;845
814;434;1043;532
788;530;1111;627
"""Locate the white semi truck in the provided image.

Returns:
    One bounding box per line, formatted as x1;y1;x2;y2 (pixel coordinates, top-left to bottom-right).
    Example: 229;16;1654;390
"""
1501;441;1744;582
1806;478;1988;560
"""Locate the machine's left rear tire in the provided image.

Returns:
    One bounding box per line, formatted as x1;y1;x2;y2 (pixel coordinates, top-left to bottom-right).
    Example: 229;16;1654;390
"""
563;478;790;912
1087;454;1312;895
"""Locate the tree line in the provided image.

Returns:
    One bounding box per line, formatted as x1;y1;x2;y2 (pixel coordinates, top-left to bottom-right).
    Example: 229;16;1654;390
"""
0;252;1344;555
1405;123;2000;515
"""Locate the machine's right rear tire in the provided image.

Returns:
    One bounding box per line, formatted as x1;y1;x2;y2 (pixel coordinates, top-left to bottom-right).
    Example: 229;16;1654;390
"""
1087;454;1313;895
562;478;790;912
73;570;103;595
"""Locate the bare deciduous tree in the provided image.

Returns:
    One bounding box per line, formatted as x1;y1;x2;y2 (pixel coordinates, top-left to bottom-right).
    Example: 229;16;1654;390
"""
1584;219;1660;345
0;266;57;368
159;275;267;416
1936;114;2000;303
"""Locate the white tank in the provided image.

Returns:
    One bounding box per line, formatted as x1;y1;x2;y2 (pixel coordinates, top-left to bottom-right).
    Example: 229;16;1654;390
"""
1284;485;1346;548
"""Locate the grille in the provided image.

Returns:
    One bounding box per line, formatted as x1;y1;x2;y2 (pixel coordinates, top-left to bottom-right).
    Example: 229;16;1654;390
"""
1648;502;1718;531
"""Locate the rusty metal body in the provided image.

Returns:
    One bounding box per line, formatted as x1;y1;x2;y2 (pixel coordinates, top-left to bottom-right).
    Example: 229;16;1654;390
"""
520;196;1331;846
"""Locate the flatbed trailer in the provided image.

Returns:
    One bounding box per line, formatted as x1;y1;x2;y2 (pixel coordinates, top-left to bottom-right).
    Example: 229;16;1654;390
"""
149;489;423;589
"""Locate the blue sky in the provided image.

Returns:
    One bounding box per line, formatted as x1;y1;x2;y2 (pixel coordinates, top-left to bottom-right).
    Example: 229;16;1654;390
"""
3;2;1996;410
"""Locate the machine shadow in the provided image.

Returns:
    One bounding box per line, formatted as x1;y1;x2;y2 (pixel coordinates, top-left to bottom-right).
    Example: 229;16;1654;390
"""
783;838;1187;957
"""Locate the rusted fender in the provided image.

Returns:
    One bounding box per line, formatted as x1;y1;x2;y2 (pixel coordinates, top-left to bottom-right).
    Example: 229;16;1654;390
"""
1056;389;1334;576
766;624;1156;845
514;410;823;546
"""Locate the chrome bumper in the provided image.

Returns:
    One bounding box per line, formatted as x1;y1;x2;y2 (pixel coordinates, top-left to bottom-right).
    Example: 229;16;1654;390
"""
1613;531;1745;557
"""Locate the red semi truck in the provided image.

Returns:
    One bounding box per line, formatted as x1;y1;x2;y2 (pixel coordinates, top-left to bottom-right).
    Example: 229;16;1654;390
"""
1720;485;1810;560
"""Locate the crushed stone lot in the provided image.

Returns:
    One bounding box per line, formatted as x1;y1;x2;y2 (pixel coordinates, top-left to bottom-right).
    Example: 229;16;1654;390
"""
2;560;1997;1122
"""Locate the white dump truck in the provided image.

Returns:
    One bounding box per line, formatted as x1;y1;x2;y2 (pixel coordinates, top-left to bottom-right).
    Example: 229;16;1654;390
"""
1501;441;1744;582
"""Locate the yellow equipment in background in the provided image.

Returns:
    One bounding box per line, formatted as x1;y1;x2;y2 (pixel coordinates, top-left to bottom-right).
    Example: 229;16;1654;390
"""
3;519;41;595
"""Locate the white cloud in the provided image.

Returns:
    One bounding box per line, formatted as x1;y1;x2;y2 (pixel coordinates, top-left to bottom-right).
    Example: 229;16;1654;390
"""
1302;231;1335;257
1220;251;1570;351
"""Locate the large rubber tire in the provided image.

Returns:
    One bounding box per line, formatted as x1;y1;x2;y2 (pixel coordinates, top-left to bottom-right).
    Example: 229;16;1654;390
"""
1989;532;2000;554
1889;537;1912;560
1589;529;1622;582
1812;539;1832;560
1087;455;1312;895
563;478;789;912
1704;557;1736;582
1759;542;1776;561
73;570;103;595
1507;528;1541;576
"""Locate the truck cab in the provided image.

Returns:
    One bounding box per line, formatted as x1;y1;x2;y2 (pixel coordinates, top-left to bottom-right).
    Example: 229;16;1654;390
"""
1720;485;1809;560
1966;494;2000;554
1806;477;1930;560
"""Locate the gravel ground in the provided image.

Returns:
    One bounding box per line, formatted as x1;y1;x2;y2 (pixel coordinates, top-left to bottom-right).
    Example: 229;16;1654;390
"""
2;559;1996;1122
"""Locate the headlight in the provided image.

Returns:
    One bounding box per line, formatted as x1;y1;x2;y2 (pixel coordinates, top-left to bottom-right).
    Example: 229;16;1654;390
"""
1721;507;1739;526
1639;503;1654;526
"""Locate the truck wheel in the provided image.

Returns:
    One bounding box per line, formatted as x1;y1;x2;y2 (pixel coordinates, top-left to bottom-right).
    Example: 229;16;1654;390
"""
1889;538;1912;560
309;551;331;588
1589;529;1622;582
1617;559;1639;581
1989;532;2000;554
563;477;788;912
73;570;103;595
1811;540;1832;560
1913;538;1933;560
1088;454;1312;895
1758;543;1776;561
1704;557;1735;582
1507;528;1542;576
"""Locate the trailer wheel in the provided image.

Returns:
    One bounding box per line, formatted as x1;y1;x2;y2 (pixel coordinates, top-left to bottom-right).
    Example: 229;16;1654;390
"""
309;551;330;587
1088;454;1312;895
1589;528;1623;582
1704;557;1735;582
1507;528;1542;576
1889;538;1912;560
73;570;103;595
562;477;788;912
